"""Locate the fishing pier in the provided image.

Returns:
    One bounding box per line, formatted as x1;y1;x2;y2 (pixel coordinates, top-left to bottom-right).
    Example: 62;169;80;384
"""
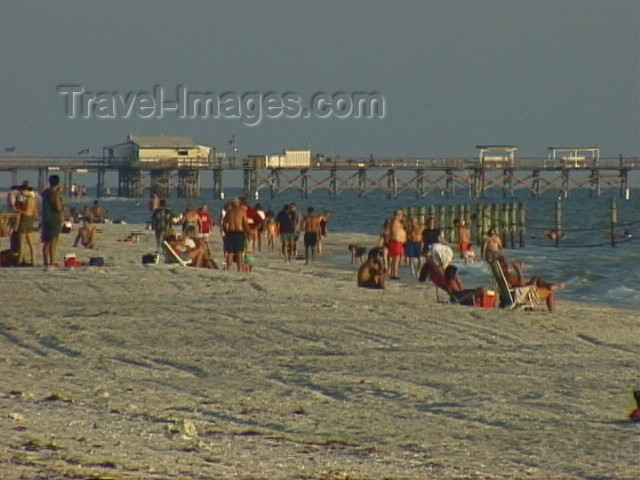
1;142;639;200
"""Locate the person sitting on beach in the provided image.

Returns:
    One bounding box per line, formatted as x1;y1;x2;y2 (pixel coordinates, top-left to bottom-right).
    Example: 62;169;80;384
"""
482;227;503;262
166;231;217;269
497;255;565;313
73;219;96;249
444;265;488;306
357;248;386;290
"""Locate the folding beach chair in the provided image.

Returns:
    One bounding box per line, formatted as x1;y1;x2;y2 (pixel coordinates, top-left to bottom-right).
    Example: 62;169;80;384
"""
488;259;540;310
162;240;193;267
418;255;452;304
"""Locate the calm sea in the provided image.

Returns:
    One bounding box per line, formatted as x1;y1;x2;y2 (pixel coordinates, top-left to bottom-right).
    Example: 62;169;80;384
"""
64;186;640;310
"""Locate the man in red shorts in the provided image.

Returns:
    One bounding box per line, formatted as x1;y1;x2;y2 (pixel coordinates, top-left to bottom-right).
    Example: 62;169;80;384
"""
387;209;406;280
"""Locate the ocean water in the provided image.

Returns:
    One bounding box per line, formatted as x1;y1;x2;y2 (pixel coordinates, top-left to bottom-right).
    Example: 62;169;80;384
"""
72;186;640;310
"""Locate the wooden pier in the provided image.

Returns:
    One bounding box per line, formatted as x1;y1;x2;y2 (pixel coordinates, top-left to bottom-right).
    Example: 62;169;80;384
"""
1;155;639;200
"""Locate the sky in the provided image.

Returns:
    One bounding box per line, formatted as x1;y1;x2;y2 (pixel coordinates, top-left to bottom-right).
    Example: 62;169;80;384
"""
0;1;638;161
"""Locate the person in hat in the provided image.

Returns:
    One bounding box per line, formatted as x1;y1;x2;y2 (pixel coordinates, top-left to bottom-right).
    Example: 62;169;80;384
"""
17;181;38;266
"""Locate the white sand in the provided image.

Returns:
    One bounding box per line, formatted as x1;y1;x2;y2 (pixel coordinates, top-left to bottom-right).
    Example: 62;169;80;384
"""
1;224;638;479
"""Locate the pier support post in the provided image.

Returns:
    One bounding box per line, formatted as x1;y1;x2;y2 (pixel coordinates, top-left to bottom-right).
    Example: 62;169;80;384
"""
610;198;617;247
96;167;106;197
387;169;397;199
358;168;367;198
554;198;562;248
518;202;525;248
243;163;258;199
445;169;454;197
620;168;630;200
532;169;540;198
212;168;224;199
118;167;143;198
415;168;425;197
561;169;570;199
330;168;338;198
589;169;601;198
177;169;200;198
503;168;513;198
150;169;171;198
301;169;309;198
270;169;280;199
37;168;48;193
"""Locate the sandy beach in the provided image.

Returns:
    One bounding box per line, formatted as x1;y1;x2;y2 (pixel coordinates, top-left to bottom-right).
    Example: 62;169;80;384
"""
1;224;638;479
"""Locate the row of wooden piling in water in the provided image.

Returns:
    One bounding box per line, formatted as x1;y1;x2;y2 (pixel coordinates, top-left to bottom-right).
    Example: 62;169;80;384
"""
400;199;628;249
399;202;526;250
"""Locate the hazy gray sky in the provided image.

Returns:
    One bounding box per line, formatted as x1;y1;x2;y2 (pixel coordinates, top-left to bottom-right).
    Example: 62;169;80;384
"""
1;2;638;159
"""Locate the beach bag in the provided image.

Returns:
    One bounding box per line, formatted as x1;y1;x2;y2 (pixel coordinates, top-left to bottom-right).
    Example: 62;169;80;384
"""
141;253;158;265
89;257;104;267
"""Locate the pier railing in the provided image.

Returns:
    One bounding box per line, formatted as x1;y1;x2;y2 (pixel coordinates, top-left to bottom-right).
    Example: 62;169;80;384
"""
2;154;640;199
1;155;639;171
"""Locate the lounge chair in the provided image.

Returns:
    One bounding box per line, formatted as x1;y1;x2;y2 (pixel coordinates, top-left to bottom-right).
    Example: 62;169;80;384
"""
488;259;541;310
162;240;193;267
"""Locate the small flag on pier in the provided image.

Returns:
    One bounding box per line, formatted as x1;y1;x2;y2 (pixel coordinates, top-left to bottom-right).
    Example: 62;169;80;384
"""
4;146;16;153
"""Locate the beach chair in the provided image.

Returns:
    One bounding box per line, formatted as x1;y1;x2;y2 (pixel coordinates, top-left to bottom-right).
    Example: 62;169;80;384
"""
162;240;193;267
488;259;540;310
418;255;451;303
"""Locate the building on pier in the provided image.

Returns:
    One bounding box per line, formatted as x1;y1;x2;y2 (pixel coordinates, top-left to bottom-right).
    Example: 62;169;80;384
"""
476;145;518;169
547;146;600;168
104;135;214;198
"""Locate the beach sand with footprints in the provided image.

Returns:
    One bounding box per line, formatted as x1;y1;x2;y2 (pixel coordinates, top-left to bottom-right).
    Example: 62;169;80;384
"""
1;224;638;479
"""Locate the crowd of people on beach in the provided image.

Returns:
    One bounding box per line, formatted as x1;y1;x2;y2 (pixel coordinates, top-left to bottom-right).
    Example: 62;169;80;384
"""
2;179;564;311
0;175;106;268
148;193;331;272
356;210;565;312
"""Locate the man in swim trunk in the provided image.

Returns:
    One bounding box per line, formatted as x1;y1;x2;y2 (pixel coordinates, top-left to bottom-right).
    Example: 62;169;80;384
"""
222;198;249;271
302;206;322;265
387;209;406;279
406;217;424;278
